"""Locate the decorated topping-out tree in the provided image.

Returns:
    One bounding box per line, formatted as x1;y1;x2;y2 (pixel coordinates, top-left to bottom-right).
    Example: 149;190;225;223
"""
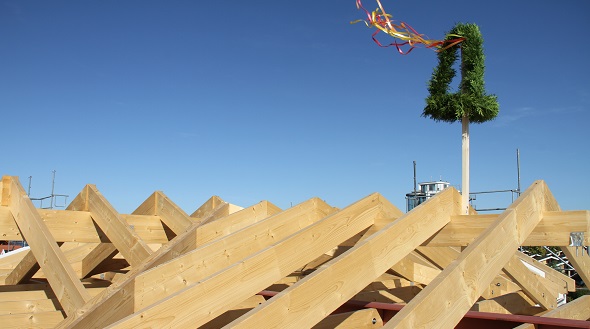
354;2;499;214
423;23;499;214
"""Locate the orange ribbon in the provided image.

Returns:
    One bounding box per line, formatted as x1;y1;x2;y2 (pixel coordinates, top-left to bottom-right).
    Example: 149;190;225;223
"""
352;0;465;54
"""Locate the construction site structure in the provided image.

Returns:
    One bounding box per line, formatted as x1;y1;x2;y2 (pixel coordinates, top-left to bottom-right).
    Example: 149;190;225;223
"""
0;175;588;328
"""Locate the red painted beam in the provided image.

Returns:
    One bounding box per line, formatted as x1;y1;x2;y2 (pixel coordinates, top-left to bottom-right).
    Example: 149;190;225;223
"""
258;291;590;328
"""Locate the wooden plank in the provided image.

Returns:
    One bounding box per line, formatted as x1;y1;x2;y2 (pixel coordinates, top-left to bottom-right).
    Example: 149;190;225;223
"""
3;248;40;284
386;180;552;329
313;308;383;329
226;188;460;329
84;184;152;267
196;200;282;245
424;210;589;246
471;291;541;315
480;274;521;299
133;197;337;311
123;214;168;243
1;176;90;315
0;298;59;314
0;311;65;329
389;253;441;285
502;254;557;309
1;206;174;243
59;200;281;329
108;193;401;328
415;246;460;269
80;243;119;278
561;246;590;288
515;250;575;293
513;295;590;329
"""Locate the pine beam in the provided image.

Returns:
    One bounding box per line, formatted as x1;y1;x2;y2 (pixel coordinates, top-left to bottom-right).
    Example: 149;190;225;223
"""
59;200;280;329
83;185;152;267
132;197;336;311
132;191;194;235
386;180;553;329
313;309;383;329
0;176;90;316
109;193;400;328
561;246;590;287
424;210;589;246
226;188;460;329
502;254;557;309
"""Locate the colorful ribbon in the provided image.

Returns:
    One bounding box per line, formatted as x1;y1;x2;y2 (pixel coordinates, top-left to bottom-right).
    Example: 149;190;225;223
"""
352;0;465;55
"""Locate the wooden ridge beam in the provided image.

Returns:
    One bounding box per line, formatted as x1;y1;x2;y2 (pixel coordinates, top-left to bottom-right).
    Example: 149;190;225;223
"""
386;180;554;329
226;188;460;329
0;176;90;316
108;193;401;328
59;200;280;329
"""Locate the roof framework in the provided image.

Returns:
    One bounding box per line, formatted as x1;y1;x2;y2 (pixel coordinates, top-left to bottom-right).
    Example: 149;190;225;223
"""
0;175;588;328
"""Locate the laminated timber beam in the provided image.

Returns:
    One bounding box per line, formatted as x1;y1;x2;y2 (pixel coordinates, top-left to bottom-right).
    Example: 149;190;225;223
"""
0;176;91;315
79;184;152;267
502;254;557;309
0;208;171;243
132;197;337;311
423;210;589;247
386;180;556;329
515;250;575;293
59;199;281;328
561;246;590;288
2;248;40;284
107;193;401;328
195;200;282;245
226;187;461;329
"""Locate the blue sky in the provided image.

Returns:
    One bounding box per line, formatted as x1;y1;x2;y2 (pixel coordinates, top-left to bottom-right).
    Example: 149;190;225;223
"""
2;0;589;214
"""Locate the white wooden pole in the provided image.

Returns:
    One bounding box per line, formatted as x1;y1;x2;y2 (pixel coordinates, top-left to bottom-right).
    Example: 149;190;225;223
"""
462;114;470;214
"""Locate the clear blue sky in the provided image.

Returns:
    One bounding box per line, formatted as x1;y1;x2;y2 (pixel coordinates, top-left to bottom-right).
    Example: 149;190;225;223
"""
2;1;589;214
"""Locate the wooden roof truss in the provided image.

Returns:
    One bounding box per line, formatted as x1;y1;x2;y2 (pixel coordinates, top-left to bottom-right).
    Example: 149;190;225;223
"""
0;175;588;328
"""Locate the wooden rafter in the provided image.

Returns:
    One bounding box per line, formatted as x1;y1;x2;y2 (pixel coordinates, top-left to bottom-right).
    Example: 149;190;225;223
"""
109;193;401;328
226;187;461;328
1;176;588;329
387;180;554;328
0;176;90;316
59;199;281;328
